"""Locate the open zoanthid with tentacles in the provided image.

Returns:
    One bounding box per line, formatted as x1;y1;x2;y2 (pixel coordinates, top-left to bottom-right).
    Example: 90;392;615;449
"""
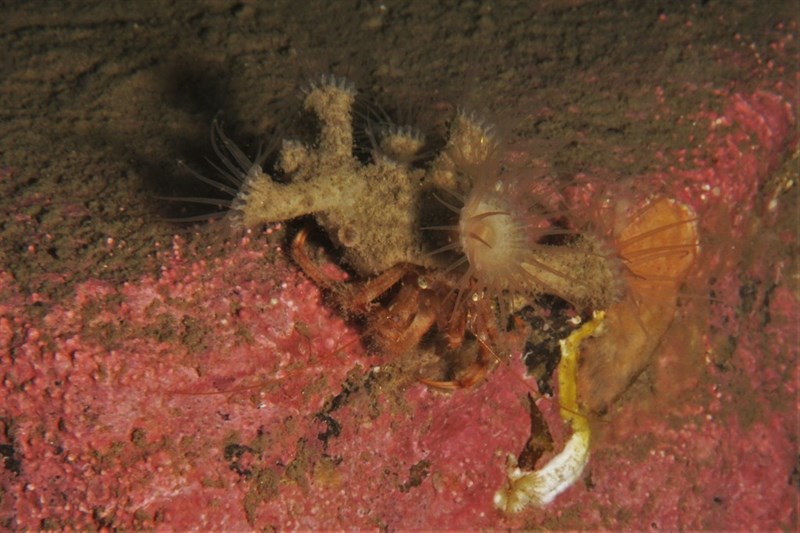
183;75;699;514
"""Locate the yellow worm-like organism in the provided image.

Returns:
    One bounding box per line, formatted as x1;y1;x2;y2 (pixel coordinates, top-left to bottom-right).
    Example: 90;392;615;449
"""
494;311;605;514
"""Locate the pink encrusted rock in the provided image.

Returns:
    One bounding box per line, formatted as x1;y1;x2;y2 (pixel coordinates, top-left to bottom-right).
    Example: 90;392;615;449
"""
1;81;798;530
1;232;365;529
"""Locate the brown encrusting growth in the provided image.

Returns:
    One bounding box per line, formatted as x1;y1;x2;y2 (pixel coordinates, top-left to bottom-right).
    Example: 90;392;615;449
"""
229;76;618;313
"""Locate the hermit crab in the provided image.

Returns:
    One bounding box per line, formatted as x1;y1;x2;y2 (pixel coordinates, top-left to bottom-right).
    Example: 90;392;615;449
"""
179;75;618;375
176;75;700;514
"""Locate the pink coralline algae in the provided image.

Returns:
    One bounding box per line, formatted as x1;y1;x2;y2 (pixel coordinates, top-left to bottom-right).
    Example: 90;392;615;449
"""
1;82;798;530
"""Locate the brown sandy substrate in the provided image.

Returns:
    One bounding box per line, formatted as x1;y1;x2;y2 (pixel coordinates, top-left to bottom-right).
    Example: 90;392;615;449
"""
1;0;794;298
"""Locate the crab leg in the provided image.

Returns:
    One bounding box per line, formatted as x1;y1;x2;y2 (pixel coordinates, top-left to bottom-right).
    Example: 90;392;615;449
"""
291;227;408;314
